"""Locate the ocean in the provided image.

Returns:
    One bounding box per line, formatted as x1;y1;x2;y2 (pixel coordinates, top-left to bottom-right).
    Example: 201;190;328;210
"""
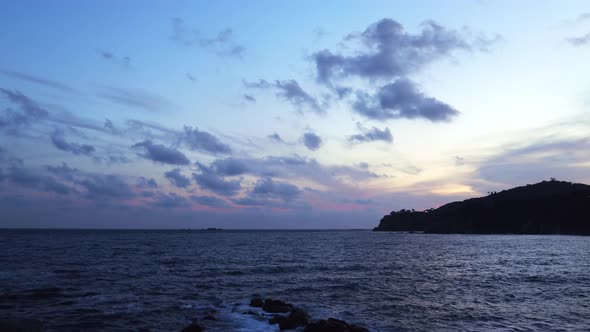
1;230;589;331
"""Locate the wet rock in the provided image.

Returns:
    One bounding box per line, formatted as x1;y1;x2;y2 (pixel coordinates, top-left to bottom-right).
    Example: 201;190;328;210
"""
180;322;205;332
303;318;369;332
0;317;45;332
249;298;264;307
262;299;293;313
269;308;310;330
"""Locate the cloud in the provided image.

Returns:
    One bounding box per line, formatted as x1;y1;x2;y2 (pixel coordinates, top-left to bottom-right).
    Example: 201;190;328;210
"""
137;176;158;189
151;192;189;208
251;177;301;201
100;87;174;113
103;119;120;135
190;195;229;207
171;18;246;58
349;125;393;143
353;78;458;121
210;158;250;176
473;137;590;190
132;140;190;165
302;132;322;151
50;129;95;156
44;162;136;199
198;154;379;191
0;70;77;94
231;178;304;208
193;163;242;196
2;165;72;195
312;18;484;84
0;88;49;119
243;94;256;102
567;33;590;46
268;133;285;143
76;174;135;199
164;168;191;188
98;50;131;67
181;126;232;154
244;79;322;114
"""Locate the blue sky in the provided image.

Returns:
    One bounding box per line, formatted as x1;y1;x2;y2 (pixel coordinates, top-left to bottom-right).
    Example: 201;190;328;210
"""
1;1;590;228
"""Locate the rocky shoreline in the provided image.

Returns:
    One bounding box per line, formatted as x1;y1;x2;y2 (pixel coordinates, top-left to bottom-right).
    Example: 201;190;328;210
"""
1;297;369;332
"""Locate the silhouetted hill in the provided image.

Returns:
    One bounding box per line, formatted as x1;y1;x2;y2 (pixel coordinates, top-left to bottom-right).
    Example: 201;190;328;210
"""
374;180;590;235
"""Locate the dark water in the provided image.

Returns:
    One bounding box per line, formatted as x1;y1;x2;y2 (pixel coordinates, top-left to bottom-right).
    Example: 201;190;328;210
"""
1;230;589;331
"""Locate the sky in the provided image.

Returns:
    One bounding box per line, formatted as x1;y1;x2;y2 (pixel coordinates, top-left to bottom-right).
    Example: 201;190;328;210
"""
1;1;590;229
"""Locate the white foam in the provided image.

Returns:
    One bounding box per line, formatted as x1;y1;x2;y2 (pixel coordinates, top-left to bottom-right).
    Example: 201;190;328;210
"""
217;303;282;332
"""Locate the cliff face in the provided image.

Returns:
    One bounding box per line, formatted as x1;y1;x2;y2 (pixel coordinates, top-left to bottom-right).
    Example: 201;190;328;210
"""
374;180;590;235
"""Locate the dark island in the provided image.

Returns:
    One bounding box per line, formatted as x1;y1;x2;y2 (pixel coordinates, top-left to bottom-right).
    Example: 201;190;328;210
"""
374;180;590;235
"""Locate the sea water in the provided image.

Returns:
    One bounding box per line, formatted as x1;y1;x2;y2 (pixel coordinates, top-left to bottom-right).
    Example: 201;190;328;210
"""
1;230;589;331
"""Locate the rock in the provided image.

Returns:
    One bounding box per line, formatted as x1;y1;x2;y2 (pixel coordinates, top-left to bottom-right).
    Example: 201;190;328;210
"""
0;317;45;332
269;308;310;330
249;298;264;307
180;322;205;332
303;318;369;332
262;299;293;313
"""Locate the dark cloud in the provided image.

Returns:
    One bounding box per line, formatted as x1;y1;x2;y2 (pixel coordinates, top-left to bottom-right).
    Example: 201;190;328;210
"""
353;78;458;121
46;162;78;181
302;132;322;151
567;33;590;46
103;119;120;135
171;18;246;58
44;162;136;199
151;192;189;208
243;79;322;114
132;140;190;165
126;119;178;135
164;168;191;188
275;80;322;114
98;50;131;67
312;18;482;84
198;154;379;192
0;70;77;94
190;195;229;207
181;126;232;155
100;87;174;113
210;158;250;176
50;129;95;156
251;177;300;201
0;89;49;124
2;166;72;195
349;125;393;143
243;94;256;102
76;174;135;199
268;133;285;143
193;163;242;196
93;155;131;165
137;176;158;189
